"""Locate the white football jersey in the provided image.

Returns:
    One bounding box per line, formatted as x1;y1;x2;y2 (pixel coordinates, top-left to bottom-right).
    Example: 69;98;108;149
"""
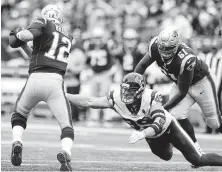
107;87;174;138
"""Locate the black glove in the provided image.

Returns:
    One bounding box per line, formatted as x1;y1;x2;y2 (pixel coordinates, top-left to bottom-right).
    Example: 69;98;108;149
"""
9;26;26;48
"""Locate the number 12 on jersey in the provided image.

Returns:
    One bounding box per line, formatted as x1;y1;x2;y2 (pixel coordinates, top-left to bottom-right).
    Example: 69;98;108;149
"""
45;32;71;63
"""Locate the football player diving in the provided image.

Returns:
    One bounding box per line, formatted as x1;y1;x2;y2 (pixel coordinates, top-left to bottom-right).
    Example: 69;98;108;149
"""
9;4;73;171
134;27;222;153
67;72;222;167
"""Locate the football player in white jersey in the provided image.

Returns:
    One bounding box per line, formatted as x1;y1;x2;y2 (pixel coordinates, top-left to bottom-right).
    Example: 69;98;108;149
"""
67;72;222;167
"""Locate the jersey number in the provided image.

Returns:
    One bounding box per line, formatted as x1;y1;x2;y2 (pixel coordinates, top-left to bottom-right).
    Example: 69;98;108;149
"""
178;49;188;59
89;50;108;66
45;32;71;63
124;117;152;130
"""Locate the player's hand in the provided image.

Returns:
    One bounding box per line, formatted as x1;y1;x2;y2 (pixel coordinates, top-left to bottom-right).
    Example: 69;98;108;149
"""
128;130;145;144
10;26;24;36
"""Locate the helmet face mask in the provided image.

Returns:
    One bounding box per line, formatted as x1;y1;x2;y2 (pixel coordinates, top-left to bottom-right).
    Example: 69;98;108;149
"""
157;28;180;63
41;5;63;24
120;73;146;104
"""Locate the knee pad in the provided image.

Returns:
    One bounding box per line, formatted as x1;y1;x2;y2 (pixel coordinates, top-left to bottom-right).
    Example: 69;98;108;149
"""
205;117;220;129
11;112;27;129
61;127;74;140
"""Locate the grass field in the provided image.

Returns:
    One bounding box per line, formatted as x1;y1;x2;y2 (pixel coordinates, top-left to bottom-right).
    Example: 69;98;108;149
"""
1;115;222;172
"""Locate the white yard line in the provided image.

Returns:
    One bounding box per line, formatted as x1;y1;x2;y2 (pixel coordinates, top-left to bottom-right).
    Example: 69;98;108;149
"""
21;163;51;166
1;159;189;164
2;141;222;153
2;122;222;140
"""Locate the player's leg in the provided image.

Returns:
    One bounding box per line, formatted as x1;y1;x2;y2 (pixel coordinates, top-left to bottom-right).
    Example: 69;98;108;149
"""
168;84;202;151
46;79;73;171
11;75;42;166
169;118;222;166
190;72;222;133
145;134;173;161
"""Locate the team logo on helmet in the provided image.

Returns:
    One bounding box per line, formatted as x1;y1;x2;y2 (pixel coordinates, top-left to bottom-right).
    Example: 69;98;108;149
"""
120;73;146;104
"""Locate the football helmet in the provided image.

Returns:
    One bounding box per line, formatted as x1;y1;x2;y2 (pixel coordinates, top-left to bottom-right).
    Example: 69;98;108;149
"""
90;27;106;45
123;28;139;50
41;5;63;24
121;72;146;104
157;27;180;63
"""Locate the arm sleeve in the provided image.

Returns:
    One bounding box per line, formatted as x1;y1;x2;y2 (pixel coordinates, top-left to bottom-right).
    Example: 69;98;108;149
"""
149;92;166;135
27;18;46;38
134;37;156;74
106;90;115;107
163;56;196;110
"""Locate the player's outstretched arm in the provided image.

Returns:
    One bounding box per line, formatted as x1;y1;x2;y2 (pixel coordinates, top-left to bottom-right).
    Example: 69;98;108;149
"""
128;116;164;144
134;52;152;74
66;94;113;109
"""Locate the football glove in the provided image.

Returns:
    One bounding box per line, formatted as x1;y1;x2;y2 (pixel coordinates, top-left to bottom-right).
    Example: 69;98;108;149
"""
128;130;145;144
9;26;26;48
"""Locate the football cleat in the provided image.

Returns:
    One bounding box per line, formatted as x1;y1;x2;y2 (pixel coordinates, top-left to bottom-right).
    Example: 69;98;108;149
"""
11;141;23;166
57;150;72;171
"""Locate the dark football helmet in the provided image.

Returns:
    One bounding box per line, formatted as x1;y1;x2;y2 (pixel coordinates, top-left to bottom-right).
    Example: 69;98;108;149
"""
120;72;146;104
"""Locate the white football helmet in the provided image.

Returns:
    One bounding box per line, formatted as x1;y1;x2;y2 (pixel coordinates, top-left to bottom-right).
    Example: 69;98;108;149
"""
123;28;139;49
90;27;106;45
157;27;180;63
41;5;63;24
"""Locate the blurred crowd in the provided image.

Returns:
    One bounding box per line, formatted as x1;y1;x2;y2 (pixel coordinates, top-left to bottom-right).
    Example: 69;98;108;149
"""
1;0;222;131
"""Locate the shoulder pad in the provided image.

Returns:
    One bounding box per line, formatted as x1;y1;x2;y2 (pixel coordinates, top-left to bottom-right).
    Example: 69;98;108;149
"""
180;55;196;74
150;90;163;106
148;36;158;57
107;90;115;106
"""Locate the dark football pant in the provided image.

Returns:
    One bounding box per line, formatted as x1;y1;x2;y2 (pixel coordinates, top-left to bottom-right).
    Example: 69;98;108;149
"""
146;119;222;166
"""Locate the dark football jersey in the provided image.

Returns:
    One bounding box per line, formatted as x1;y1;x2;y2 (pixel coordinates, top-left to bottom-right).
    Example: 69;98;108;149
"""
117;45;144;75
149;37;209;85
85;42;113;73
28;18;73;76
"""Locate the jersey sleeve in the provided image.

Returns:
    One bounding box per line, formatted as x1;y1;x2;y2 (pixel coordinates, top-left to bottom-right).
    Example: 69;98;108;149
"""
27;17;47;38
107;90;115;107
148;37;158;60
180;55;196;75
149;91;166;135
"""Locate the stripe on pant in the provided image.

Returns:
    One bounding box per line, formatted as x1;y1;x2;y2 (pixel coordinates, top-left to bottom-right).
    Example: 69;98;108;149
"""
15;76;29;110
172;118;202;157
62;81;73;127
207;74;221;117
218;82;222;112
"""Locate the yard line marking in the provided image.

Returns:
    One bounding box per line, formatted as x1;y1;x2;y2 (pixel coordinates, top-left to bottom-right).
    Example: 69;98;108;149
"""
22;163;51;166
1;159;189;164
2;141;222;154
2;122;222;140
